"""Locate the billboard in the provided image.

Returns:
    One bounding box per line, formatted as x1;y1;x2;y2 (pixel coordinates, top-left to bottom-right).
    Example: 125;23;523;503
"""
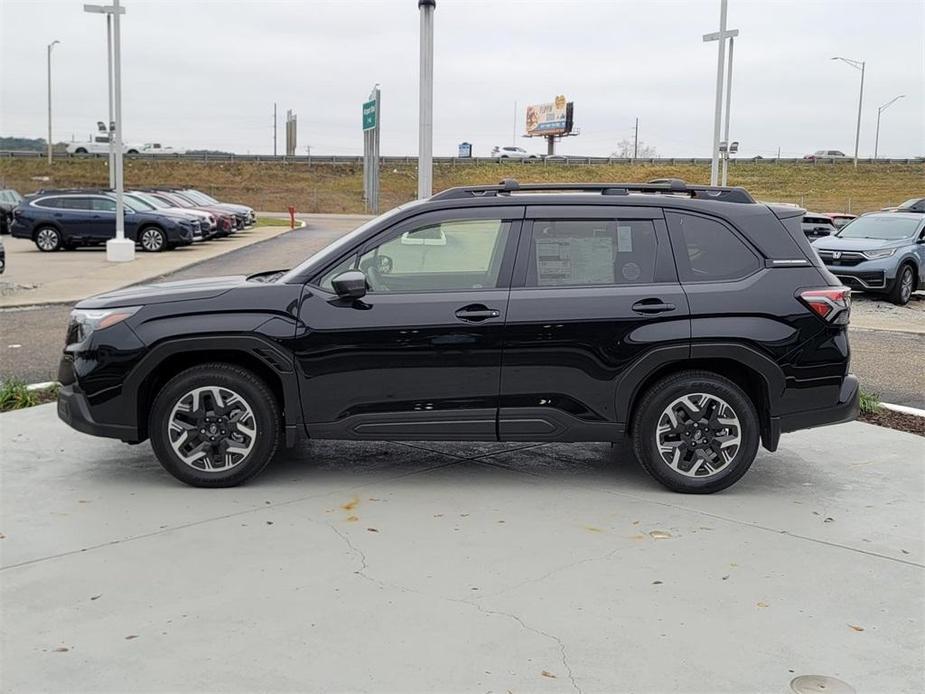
525;95;573;137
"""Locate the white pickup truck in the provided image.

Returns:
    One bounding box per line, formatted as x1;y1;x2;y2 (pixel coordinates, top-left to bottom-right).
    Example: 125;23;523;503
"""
66;135;143;155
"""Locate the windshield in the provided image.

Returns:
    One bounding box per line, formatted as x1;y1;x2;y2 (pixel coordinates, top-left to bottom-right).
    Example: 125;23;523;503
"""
187;190;218;204
181;190;210;204
277;201;424;284
838;215;922;240
132;192;170;209
124;194;156;211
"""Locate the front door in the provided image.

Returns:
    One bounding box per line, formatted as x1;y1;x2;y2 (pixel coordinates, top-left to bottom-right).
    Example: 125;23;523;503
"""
499;205;690;441
292;206;524;440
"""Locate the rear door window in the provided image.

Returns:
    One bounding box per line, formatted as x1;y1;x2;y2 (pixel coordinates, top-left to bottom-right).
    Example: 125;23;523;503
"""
91;198;117;212
57;197;93;210
666;212;760;282
527;219;659;286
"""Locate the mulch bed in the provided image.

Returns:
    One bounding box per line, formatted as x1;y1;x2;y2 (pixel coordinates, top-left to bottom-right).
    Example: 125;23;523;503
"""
859;409;925;437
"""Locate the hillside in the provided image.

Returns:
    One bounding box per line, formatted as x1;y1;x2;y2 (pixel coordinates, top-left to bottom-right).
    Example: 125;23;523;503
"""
1;158;921;214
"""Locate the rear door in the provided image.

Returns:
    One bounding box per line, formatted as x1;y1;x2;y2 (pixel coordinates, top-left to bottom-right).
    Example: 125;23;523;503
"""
499;205;690;440
89;196;118;240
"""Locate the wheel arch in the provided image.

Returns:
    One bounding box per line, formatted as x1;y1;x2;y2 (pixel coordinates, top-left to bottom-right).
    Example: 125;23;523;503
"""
125;336;301;447
32;220;63;239
617;343;785;451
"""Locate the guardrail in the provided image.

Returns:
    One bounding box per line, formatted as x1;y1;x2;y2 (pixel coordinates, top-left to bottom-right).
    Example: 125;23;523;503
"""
0;151;921;165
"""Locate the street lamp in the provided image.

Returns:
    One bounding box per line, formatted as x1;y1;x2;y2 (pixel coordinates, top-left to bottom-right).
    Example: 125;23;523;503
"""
418;0;435;199
874;95;905;159
84;1;132;261
831;56;866;168
84;3;124;187
47;40;60;164
703;0;738;186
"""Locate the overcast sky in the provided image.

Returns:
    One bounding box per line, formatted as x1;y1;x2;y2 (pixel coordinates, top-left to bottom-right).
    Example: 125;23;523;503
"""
1;0;923;158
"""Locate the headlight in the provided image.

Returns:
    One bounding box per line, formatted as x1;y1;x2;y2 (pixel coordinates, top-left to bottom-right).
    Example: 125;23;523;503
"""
862;248;897;260
67;306;141;344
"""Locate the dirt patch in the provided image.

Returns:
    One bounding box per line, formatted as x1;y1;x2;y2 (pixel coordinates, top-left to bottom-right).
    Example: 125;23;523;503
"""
859;409;925;437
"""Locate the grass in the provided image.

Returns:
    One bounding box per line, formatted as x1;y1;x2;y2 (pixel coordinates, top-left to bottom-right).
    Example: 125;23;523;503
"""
2;158;922;215
255;216;297;227
0;380;59;412
858;390;883;415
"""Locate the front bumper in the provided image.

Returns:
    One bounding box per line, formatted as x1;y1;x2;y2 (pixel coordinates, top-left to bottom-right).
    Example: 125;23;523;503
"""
820;256;900;291
57;383;139;442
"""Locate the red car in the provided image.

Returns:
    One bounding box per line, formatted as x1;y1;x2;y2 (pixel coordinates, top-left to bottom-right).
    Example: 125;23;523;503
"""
824;213;857;229
143;191;238;237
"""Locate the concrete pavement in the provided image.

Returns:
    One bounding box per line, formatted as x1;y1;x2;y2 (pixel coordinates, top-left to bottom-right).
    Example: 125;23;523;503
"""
1;404;922;693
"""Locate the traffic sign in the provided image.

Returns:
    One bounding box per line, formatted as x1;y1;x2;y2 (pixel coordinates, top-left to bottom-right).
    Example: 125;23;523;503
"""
362;100;377;130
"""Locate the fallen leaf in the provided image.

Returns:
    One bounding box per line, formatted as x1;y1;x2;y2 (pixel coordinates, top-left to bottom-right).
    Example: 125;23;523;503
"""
584;526;603;533
78;500;91;504
460;513;470;517
53;646;69;653
367;528;379;533
265;521;274;525
497;520;505;524
757;602;768;608
901;549;910;555
433;513;444;518
341;497;360;512
541;671;557;679
823;517;834;523
632;520;640;525
90;594;102;600
848;624;864;632
652;580;663;585
368;497;380;502
264;501;271;505
125;635;139;640
721;575;730;581
649;530;672;540
0;532;6;539
346;515;359;522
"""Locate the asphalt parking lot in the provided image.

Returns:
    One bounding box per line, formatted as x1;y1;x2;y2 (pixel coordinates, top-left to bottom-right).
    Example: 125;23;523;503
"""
1;403;922;693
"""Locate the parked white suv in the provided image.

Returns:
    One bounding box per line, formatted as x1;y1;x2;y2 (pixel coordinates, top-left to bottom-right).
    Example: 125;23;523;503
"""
490;145;539;159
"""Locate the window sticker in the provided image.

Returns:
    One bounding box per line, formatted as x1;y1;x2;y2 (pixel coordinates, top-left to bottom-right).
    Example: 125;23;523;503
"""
617;225;633;253
536;236;615;285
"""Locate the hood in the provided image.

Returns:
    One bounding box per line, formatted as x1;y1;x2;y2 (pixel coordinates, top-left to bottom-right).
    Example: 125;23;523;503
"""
812;236;909;252
76;275;250;309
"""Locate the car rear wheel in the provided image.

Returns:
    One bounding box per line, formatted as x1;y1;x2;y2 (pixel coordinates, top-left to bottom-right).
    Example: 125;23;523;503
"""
149;364;281;487
631;370;760;494
35;226;62;252
888;264;915;305
139;226;167;252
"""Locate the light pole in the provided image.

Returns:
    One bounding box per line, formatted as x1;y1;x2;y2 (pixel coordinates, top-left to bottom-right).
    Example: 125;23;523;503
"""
418;0;435;199
874;95;905;159
831;56;865;168
84;4;124;187
703;0;738;186
720;36;735;186
47;40;60;164
85;1;132;261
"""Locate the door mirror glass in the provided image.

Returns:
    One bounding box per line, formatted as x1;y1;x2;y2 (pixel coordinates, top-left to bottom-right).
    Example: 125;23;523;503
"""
331;270;368;299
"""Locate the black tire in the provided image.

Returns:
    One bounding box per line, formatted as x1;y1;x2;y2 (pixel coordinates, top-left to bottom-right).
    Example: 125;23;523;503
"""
149;364;281;487
138;225;167;252
887;263;915;306
34;226;62;252
74;147;88;154
126;149;139;154
631;370;760;494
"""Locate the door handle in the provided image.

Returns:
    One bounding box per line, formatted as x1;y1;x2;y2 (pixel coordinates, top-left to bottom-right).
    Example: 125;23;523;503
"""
632;298;676;314
455;304;501;322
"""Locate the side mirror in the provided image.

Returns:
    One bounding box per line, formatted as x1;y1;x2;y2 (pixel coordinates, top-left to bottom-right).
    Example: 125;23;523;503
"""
331;270;368;299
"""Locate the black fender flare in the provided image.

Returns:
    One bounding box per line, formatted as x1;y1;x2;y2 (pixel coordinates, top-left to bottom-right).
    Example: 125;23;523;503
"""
123;335;301;447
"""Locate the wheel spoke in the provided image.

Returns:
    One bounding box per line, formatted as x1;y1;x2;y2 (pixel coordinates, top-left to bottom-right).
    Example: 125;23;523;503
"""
655;392;741;479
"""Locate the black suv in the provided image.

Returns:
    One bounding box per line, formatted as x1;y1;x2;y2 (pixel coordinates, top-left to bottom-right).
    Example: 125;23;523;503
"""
57;179;858;493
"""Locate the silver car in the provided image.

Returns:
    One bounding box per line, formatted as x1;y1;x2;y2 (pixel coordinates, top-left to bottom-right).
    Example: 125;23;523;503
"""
812;213;925;305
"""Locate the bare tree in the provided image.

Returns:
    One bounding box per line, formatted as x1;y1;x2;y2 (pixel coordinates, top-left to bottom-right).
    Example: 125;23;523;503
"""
612;138;658;159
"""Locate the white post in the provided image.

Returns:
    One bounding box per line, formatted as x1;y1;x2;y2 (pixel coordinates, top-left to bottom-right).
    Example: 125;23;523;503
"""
709;0;727;186
873;95;903;160
417;0;435;199
721;36;734;186
106;0;133;261
106;13;115;188
47;41;59;164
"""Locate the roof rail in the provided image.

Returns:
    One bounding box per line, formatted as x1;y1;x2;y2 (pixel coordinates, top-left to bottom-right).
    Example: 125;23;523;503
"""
429;178;755;204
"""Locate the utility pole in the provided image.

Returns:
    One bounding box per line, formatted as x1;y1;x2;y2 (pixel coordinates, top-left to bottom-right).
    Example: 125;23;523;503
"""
721;35;735;186
874;94;905;159
831;56;866;168
106;14;114;186
417;0;435;199
633;117;638;161
703;0;738;186
46;40;60;164
273;102;277;156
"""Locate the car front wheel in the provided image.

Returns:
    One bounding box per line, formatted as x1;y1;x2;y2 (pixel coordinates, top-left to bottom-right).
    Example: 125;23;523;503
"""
149;364;281;487
631;370;760;494
139;226;167;252
888;264;915;305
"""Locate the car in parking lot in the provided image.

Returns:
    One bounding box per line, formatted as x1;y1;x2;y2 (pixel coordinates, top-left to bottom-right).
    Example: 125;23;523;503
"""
801;213;838;238
883;197;925;213
179;189;257;227
56;178;858;494
812;212;925;304
803;150;847;160
10;190;199;252
0;188;23;234
825;212;857;229
145;190;248;231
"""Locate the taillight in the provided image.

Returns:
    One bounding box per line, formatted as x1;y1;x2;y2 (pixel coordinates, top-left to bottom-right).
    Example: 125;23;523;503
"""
799;287;851;324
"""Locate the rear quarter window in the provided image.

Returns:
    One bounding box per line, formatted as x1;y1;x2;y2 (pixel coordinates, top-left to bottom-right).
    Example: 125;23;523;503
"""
666;212;761;282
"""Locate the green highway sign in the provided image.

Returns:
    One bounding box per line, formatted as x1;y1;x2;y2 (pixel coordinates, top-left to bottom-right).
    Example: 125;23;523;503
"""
362;100;377;130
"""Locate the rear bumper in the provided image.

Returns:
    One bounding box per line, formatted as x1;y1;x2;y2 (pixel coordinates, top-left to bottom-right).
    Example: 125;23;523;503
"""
775;374;860;436
57;383;139;442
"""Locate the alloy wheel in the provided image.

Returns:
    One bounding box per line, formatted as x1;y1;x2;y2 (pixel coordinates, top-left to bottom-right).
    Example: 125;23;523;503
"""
36;228;59;251
901;268;913;303
655;393;742;478
141;228;164;252
167;386;257;472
